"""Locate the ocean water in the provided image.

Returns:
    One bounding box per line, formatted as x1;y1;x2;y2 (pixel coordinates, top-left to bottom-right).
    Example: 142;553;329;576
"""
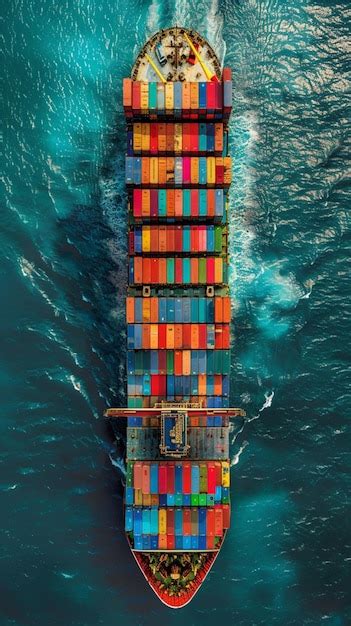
1;0;350;624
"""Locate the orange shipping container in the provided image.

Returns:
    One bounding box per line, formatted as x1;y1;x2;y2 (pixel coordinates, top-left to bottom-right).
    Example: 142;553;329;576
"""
190;82;198;109
224;157;232;184
150;297;159;322
166;324;175;349
159;258;167;284
215;296;223;323
123;78;132;108
126;297;134;323
159;226;167;252
207;189;215;217
150;157;158;185
175;189;183;217
141;123;150;151
142;323;150;349
150;225;158;252
142;298;151;322
158;157;167;185
141;157;150;185
214;123;223;153
182;82;191;111
182;350;191;375
166;189;175;216
174;324;183;349
134;257;143;283
198;374;207;396
214;374;222;396
223;296;231;322
133;122;142;152
191;157;199;184
214;257;223;283
150;324;158;349
191;258;198;284
142;463;150;494
191;324;199;349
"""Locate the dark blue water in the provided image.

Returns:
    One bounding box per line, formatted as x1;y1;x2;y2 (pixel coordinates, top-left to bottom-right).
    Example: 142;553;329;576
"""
2;1;350;624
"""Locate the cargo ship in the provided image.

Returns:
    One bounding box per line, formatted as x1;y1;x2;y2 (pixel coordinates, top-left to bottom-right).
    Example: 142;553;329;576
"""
105;27;245;608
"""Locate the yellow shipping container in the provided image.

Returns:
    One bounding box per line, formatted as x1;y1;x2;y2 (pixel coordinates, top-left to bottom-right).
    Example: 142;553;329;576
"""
191;157;199;185
150;157;158;185
214;257;223;283
134;489;143;505
133;122;142;152
150;324;158;349
207;157;216;184
159;509;167;535
221;461;230;487
223;157;232;184
140;82;149;110
141;123;150;151
142;225;151;252
165;83;174;111
182;350;191;376
142;297;151;322
190;82;198;109
174;123;183;152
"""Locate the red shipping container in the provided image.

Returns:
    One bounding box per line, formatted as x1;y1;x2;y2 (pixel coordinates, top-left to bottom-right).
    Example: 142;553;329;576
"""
183;463;191;494
133;189;142;217
190;123;199;152
143;258;151;283
132;81;141;111
207;508;215;536
215;462;222;485
216;160;224;185
183;157;191;184
198;225;206;251
150;123;158;153
199;324;207;349
166;226;175;252
133;462;143;489
166;509;175;534
175;258;183;284
150;226;158;252
150;189;158;217
128;232;134;255
222;324;230;349
158;324;167;349
134;257;143;283
214;82;222;111
183;509;191;535
191;226;199;252
167;534;175;550
222;504;230;528
158;464;167;494
190;190;199;217
207;464;216;494
150;258;158;284
158;350;167;374
214;507;223;536
222;67;232;80
174;325;183;349
215;325;223;349
174;226;183;252
167;189;175;217
207;82;215;114
166;123;175;152
182;324;191;349
206;536;215;549
207;258;215;283
174;350;182;376
167;462;175;493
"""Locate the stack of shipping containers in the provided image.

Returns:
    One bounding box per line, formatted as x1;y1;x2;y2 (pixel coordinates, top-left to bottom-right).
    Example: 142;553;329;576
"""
122;70;233;552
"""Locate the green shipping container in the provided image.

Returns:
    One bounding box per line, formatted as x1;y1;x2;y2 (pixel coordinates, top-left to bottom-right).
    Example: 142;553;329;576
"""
222;350;231;374
191;494;199;506
215;227;223;252
148;82;157;109
198;258;206;284
134;351;143;375
199;493;207;506
167;258;175;283
158;189;167;216
126;462;134;487
199;464;207;492
207;350;215;375
214;350;222;374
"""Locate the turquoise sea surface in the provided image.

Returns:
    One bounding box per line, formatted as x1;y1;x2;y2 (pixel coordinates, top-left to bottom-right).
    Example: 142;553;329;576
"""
2;1;350;624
